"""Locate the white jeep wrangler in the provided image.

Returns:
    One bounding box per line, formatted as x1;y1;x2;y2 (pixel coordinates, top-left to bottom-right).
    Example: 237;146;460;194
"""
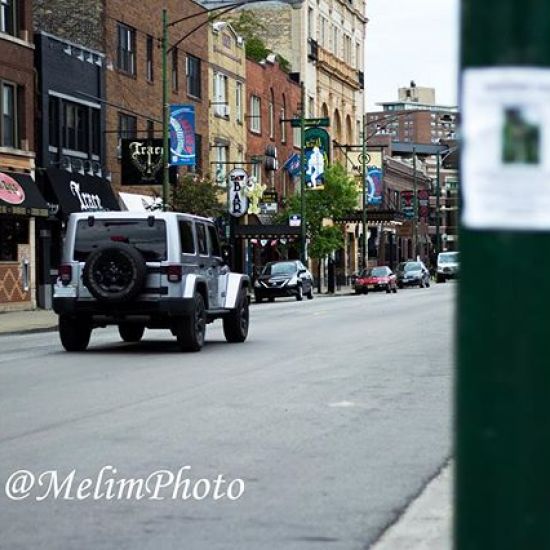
53;212;250;352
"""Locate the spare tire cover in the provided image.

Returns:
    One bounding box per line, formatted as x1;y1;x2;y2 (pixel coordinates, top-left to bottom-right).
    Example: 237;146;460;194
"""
83;243;146;302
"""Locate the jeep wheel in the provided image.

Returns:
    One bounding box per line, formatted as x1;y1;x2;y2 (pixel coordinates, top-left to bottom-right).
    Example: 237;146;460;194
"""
59;315;92;352
223;288;249;343
83;243;146;302
296;285;303;301
118;323;145;343
255;294;263;303
306;288;314;300
175;292;206;352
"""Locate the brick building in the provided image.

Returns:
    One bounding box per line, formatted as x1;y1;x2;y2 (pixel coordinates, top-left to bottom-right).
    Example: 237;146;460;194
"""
34;0;210;192
245;57;301;199
0;0;48;311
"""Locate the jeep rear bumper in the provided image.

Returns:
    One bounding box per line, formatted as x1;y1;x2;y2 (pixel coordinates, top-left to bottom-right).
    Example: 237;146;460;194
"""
53;297;196;319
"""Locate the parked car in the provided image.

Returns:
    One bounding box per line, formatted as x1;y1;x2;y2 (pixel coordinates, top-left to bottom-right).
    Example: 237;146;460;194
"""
436;251;459;282
354;266;398;294
254;260;314;302
53;212;250;352
396;261;431;288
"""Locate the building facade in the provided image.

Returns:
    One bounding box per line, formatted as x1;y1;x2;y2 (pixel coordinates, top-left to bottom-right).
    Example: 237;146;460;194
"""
208;22;247;184
0;0;48;311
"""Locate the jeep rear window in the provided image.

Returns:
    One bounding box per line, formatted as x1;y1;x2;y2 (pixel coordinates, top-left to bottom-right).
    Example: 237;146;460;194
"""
73;219;167;262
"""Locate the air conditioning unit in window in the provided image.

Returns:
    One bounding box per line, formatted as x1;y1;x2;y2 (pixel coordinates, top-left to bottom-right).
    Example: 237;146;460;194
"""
218;104;230;117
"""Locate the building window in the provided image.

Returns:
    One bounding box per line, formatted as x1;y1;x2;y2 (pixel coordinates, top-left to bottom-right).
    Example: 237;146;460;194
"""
49;96;59;148
117;23;136;76
0;218;28;261
213;72;228;117
293;126;300;148
319;17;326;47
63;102;88;152
268;90;275;139
91;109;101;156
1;81;17;148
186;55;201;98
308;96;314;117
194;133;202;173
236;81;243;123
1;0;16;36
251;160;261;184
280;96;286;143
307;7;314;39
172;47;178;91
355;42;361;69
118;113;137;157
215;144;228;185
332;25;338;55
146;35;154;81
343;35;352;64
147;119;154;139
250;95;261;133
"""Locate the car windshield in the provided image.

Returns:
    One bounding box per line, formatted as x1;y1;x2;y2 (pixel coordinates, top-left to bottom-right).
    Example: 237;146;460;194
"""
439;252;459;264
368;267;387;277
74;219;167;262
263;262;297;276
405;262;421;271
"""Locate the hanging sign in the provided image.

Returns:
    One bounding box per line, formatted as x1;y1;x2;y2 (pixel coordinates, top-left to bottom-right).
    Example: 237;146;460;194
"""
289;214;301;227
228;168;249;217
401;190;414;219
366;166;383;205
304;127;330;189
245;177;266;215
260;190;279;214
462;68;550;230
170;104;196;166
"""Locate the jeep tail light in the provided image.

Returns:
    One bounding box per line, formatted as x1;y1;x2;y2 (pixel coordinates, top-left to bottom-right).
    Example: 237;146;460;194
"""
167;264;182;283
58;264;72;285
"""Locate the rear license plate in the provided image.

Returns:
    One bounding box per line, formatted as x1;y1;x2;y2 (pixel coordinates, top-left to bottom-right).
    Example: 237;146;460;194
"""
368;285;375;289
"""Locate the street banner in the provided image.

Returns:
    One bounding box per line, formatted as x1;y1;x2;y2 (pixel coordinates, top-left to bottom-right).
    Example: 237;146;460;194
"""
169;104;196;166
401;190;414;219
418;189;430;220
304;127;330;189
282;153;301;177
228;168;249;217
366;166;383;205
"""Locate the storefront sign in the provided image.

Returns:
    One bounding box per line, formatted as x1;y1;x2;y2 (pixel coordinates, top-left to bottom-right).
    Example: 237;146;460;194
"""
260;190;279;214
0;172;25;205
304;127;330;189
170;105;196;166
121;139;164;186
289;214;301;227
401;190;414;219
228;168;249;217
46;169;120;215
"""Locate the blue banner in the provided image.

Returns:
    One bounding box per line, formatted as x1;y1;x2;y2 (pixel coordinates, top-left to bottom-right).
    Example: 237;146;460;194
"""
283;153;301;177
366;166;383;205
169;105;195;166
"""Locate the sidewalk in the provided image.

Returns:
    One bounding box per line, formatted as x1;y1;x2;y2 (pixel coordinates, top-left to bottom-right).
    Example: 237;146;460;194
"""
0;309;58;335
371;462;453;550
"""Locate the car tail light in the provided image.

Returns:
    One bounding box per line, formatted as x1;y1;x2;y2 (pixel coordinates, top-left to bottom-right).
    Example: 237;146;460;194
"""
167;264;182;283
58;264;72;285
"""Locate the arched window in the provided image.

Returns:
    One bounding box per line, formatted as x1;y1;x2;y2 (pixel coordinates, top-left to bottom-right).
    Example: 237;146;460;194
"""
280;94;287;143
269;89;275;139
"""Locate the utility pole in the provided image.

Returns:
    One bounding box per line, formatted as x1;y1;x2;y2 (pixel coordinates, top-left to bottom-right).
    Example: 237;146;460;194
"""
435;148;441;255
412;146;418;259
161;8;170;211
299;82;306;264
457;1;550;549
361;113;367;270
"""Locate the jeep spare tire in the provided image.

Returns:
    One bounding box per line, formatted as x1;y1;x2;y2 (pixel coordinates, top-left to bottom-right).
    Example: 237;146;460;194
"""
83;243;146;302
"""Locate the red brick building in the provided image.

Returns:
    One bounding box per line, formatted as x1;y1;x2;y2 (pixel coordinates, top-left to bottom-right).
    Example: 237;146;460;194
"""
246;57;301;201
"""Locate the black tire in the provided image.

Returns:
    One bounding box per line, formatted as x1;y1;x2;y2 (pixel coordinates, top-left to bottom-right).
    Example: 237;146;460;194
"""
59;315;91;352
296;285;303;301
306;288;314;300
355;288;362;295
223;288;249;343
255;294;263;303
385;285;391;294
83;243;146;302
398;283;403;289
419;279;424;288
268;297;275;303
426;279;431;288
118;323;145;343
392;286;398;294
175;292;206;352
436;274;445;283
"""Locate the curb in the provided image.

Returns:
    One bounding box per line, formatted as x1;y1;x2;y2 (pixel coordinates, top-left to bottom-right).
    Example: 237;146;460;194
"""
0;325;58;337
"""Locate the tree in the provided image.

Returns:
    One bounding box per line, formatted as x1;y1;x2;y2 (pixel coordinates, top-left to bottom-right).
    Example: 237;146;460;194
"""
170;174;225;218
277;163;359;261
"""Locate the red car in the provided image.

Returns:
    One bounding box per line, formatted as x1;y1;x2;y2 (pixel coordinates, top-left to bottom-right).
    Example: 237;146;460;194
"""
354;266;398;294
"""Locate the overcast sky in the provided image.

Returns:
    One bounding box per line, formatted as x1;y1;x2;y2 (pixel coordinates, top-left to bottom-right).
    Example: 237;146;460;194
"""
365;0;460;110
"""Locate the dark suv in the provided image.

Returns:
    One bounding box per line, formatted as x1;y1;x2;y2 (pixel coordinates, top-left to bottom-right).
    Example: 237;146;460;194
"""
53;212;250;352
253;260;314;302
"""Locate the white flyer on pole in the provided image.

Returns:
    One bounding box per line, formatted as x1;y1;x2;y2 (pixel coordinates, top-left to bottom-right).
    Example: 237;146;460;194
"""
462;68;550;230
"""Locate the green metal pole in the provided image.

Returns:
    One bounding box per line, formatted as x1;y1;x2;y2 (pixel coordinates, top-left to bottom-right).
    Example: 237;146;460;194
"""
300;82;306;264
413;148;418;259
435;149;441;255
361;114;367;270
162;8;170;211
457;1;550;549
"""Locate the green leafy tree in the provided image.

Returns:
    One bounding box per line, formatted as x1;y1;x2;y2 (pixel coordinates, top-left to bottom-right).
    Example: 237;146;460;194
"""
170;174;225;218
277;163;359;260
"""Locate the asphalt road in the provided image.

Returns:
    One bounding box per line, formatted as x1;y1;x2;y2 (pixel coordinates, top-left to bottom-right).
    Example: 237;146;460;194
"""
0;283;455;550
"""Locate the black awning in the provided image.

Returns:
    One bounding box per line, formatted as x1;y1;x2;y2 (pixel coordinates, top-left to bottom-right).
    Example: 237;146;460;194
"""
0;171;49;217
45;168;120;216
335;210;405;224
234;224;301;239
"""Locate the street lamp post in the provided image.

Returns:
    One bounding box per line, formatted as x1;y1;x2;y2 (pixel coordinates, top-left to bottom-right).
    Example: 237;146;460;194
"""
300;82;306;264
435;148;441;255
412;146;418;259
361;113;367;270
